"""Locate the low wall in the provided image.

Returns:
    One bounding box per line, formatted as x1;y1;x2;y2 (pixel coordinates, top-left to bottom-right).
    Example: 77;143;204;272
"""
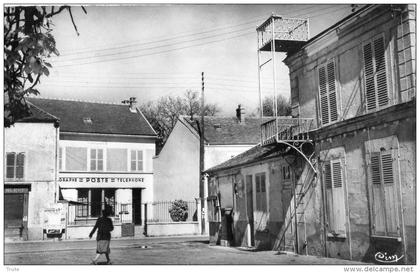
64;224;143;240
147;221;199;237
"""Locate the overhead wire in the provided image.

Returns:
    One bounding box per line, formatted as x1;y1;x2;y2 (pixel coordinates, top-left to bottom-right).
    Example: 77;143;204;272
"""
51;5;350;68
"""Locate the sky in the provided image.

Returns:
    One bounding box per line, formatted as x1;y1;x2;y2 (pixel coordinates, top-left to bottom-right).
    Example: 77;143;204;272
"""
33;3;356;116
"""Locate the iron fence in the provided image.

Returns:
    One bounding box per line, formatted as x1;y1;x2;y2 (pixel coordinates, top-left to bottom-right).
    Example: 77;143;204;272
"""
146;200;198;223
67;200;198;226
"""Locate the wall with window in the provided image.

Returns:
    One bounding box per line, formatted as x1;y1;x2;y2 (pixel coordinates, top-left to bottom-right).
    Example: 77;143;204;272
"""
315;114;416;263
59;140;154;173
284;5;416;128
4;122;58;240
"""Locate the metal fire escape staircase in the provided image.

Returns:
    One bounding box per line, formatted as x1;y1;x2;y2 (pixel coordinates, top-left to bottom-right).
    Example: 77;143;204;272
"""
257;15;317;254
257;15;315;172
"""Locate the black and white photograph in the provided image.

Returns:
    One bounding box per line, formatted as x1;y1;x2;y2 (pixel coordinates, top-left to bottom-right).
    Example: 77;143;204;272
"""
2;1;417;271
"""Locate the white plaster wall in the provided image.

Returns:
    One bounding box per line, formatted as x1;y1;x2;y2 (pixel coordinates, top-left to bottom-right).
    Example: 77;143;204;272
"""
4;122;58;240
205;145;255;170
154;121;200;202
4;123;57;182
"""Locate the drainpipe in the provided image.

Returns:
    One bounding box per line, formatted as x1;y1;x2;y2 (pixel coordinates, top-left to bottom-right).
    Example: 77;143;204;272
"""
54;120;60;203
318;155;328;257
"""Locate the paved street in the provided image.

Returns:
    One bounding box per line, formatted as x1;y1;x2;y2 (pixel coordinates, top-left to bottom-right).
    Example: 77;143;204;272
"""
4;235;366;265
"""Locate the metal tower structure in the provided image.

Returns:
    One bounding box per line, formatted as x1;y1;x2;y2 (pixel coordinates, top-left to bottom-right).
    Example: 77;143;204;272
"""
256;15;316;172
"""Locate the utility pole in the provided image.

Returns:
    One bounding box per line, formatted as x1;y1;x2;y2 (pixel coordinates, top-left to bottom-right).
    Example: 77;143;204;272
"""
200;72;205;234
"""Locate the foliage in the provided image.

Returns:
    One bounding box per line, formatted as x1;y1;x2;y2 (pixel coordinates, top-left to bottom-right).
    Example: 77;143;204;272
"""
4;6;86;127
169;200;189;222
261;94;292;117
141;90;220;153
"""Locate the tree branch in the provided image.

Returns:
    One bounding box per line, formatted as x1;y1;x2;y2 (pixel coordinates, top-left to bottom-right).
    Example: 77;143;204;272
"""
25;73;42;92
45;5;69;18
66;7;80;36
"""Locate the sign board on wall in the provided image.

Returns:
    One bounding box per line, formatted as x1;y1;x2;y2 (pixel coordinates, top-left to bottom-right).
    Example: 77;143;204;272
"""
42;203;66;234
59;177;144;183
58;174;151;188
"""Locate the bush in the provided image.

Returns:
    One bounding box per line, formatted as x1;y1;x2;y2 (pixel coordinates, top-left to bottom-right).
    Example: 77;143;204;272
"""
169;200;189;222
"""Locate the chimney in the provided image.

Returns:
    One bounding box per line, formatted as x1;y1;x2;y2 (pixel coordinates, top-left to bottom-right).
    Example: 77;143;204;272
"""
236;104;245;124
129;97;137;113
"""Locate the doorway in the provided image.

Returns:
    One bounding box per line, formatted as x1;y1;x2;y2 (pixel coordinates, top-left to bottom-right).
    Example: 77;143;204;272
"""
5;192;28;238
245;175;255;246
132;188;142;225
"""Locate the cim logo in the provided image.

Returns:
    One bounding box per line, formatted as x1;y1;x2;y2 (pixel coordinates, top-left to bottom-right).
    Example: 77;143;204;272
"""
374;252;404;263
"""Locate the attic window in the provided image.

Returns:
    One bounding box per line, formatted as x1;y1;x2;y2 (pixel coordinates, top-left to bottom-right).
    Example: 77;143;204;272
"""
83;117;92;125
213;124;221;129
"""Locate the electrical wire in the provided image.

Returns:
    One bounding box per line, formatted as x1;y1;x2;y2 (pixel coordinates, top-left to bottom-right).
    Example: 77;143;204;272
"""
51;5;350;67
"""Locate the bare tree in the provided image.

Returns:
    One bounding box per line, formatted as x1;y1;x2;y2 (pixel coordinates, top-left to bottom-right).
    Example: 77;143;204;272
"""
141;91;220;153
261;95;292;117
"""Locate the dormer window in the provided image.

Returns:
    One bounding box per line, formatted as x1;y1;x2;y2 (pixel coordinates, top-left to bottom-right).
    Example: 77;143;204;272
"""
83;117;92;125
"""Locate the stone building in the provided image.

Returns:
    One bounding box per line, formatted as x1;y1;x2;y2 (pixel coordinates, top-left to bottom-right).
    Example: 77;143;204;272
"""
206;4;416;264
154;114;262;234
28;97;157;239
4;103;60;240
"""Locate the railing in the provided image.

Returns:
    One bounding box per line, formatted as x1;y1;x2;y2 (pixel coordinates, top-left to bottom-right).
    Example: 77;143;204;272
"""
67;200;198;226
257;15;309;50
261;117;316;145
146;201;198;223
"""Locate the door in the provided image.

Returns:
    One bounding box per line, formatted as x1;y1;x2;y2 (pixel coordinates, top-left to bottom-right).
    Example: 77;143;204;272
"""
245;175;255;246
132;188;142;225
5;193;24;228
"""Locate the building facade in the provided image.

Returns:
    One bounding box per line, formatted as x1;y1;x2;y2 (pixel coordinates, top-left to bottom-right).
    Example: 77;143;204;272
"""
29;98;157;239
4;104;60;241
154;115;262;234
206;4;416;264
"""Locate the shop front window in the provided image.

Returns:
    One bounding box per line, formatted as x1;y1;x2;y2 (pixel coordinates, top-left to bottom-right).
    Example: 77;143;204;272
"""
76;188;116;218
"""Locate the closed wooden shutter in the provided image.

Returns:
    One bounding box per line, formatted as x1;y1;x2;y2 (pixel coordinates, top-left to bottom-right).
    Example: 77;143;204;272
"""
16;153;25;179
374;37;388;107
324;162;334;230
370;152;386;234
318;60;338;125
6;152;16;179
332;160;346;234
381;152;398;235
327;61;338;122
319;66;329;125
363;36;388;111
370;151;399;236
324;160;346;234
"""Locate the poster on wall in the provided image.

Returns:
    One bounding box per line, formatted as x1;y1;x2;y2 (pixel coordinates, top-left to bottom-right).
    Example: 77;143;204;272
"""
42;203;66;236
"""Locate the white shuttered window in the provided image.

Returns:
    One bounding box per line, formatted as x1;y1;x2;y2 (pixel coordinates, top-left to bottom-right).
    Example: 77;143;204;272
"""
324;159;346;235
363;35;389;111
369;151;399;237
318;59;338;126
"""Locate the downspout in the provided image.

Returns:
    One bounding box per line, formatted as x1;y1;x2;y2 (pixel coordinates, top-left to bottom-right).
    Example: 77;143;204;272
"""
318;153;328;257
54;120;60;203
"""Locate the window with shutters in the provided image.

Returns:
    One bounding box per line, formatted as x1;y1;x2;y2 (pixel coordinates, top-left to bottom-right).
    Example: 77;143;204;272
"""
318;59;339;126
255;172;268;212
90;148;104;171
131;150;143;172
324;159;346;235
363;35;390;112
6;152;25;180
368;150;399;237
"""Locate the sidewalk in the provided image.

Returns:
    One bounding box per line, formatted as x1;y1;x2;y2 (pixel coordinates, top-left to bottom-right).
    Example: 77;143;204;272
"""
4;235;209;254
4;235;368;265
